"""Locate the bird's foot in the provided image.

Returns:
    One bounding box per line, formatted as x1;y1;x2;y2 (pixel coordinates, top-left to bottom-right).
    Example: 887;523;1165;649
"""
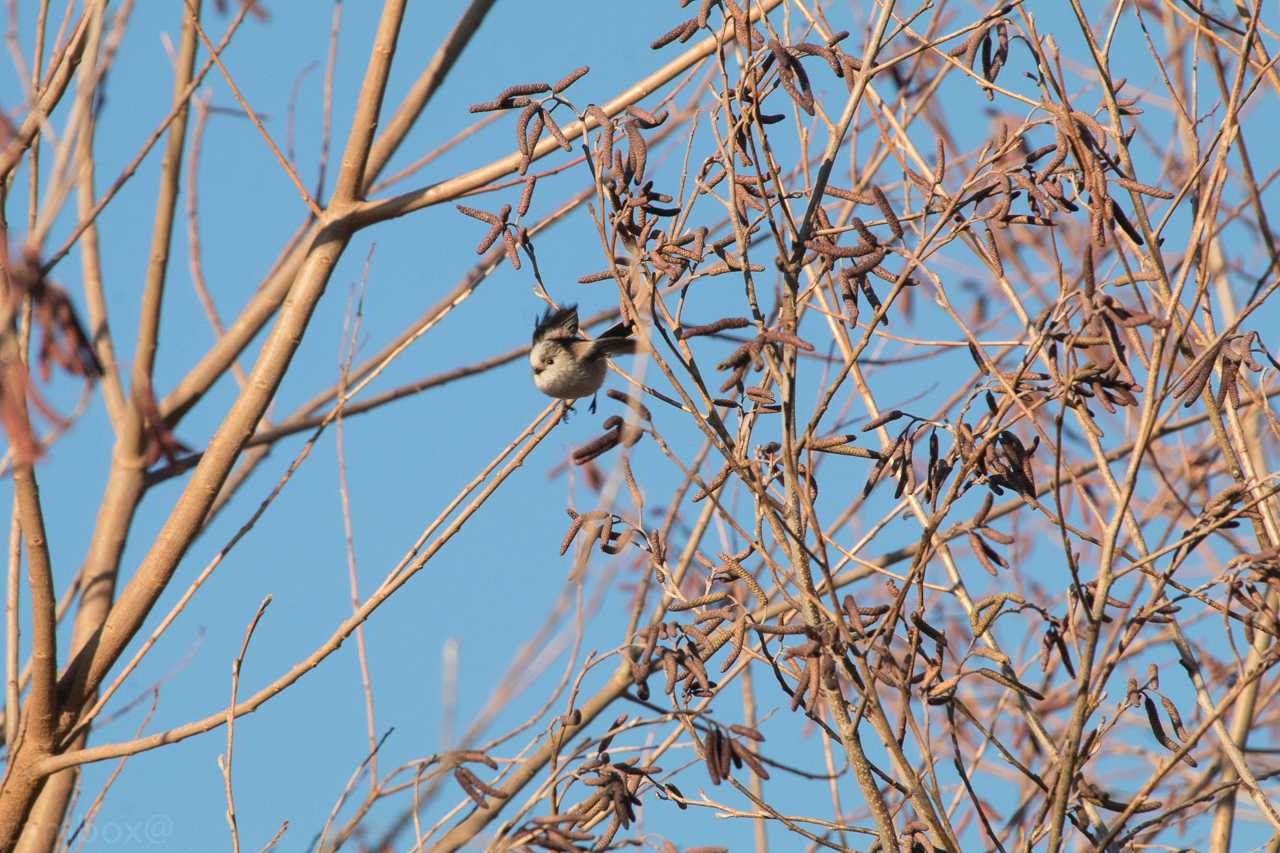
589;394;599;415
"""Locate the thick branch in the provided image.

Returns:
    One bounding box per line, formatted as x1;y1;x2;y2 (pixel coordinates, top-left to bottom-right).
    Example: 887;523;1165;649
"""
331;0;407;202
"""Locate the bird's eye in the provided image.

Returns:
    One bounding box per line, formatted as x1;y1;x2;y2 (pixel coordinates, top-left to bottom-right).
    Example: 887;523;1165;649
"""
544;356;555;365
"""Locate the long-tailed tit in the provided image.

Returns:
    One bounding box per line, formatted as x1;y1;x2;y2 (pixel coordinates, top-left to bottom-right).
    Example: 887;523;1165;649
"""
530;304;636;403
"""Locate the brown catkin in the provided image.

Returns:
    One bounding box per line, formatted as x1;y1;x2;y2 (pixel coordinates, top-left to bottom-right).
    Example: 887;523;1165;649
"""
496;81;550;101
806;238;878;258
984;227;1003;276
848;247;886;275
517;175;536;217
678;317;751;338
625;120;647;183
870;185;901;236
1111;175;1175;199
501;228;521;270
652;20;692;49
543;109;573;152
456;204;501;225
475;222;503;255
825;185;870;203
551;66;589;92
523;111;546;167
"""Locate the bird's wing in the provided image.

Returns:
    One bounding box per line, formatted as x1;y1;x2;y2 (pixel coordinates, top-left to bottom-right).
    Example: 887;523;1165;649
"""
533;304;580;343
591;320;639;357
597;320;633;340
575;331;638;361
592;338;638;358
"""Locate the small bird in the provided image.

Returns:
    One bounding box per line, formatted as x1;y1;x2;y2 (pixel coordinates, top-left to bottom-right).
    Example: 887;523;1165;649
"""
530;304;637;406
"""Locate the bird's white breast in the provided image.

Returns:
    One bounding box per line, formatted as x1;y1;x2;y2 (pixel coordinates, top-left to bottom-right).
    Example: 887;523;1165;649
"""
530;343;608;399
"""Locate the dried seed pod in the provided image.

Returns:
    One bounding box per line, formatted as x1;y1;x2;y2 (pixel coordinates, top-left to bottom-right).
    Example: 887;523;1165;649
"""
1143;695;1196;766
848;247;887;275
704;729;723;785
475;222;503;255
611;148;628;185
1111;175;1174;199
787;42;843;77
806;238;878;259
682;623;713;657
684;650;712;695
761;328;815;351
788;665;812;711
716;724;734;777
585;103;613;154
1069;109;1108;151
871;187;903;241
970;593;1016;637
515;175;537;217
463;767;507;799
693;463;731;501
974;667;1044;700
572;426;621;465
469;82;548;112
1038;128;1070;180
970;646;1010;667
808;431;861;455
862;409;905;431
453;767;490;808
1110;199;1144;245
597;513;615;549
803;659;822;713
456;204;503;226
551;66;589;93
949;24;985;64
910;612;946;647
626;105;668;128
515;103;538;158
677;317;751;338
605;389;652;422
825;185;871;204
729;738;770;780
624;120;647;184
454;749;499;770
652;19;695;49
768;38;815;116
978;525;1014;546
669;592;729;612
719;617;748;673
861;450;892;498
716;342;755;371
984;227;1003;276
1082;242;1096;298
1175;345;1221;406
967;340;989;374
500;228;521;270
1158;694;1189;741
1024;142;1057;164
846;217;875;246
543;109;573;152
497;81;551;102
967;531;1004;576
560;511;585;555
719;556;767;607
927;674;961;704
